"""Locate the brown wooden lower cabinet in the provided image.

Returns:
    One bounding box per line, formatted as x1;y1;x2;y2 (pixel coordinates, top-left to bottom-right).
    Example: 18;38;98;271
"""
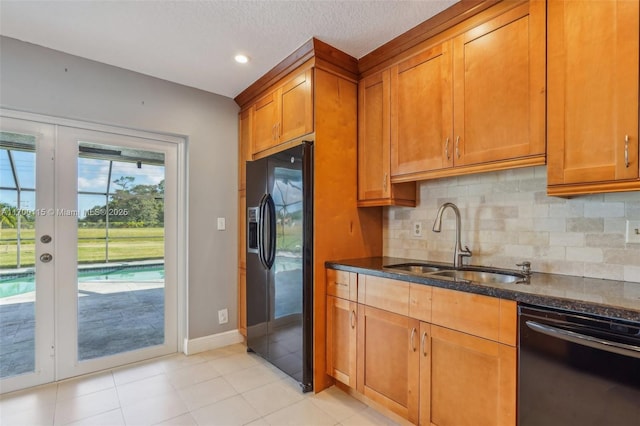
326;295;357;388
357;304;420;424
324;270;516;426
418;322;432;425
425;324;516;426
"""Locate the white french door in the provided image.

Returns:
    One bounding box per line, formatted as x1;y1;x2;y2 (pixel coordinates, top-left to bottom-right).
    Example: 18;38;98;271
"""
0;115;183;393
0;117;56;392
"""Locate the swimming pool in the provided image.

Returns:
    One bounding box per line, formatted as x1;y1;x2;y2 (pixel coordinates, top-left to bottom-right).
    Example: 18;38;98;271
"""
0;265;164;298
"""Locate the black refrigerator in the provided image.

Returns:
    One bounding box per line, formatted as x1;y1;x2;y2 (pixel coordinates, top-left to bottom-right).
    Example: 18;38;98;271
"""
245;142;313;392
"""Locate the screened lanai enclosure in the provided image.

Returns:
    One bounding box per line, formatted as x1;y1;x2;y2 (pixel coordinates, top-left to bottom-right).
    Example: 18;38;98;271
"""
1;134;165;268
0;129;169;382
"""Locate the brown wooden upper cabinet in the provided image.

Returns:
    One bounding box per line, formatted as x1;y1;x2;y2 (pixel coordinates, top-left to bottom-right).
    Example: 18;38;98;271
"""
391;42;453;177
452;1;545;168
547;0;640;196
358;70;416;207
252;68;313;155
379;0;546;184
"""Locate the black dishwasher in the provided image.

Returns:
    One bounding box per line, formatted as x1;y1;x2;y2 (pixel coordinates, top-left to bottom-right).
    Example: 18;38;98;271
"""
518;304;640;426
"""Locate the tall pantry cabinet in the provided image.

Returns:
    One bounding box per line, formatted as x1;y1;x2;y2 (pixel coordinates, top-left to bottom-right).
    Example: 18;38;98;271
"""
235;38;382;392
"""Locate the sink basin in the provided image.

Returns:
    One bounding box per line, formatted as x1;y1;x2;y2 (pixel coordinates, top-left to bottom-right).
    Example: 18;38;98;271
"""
429;269;525;284
383;263;452;274
383;262;527;284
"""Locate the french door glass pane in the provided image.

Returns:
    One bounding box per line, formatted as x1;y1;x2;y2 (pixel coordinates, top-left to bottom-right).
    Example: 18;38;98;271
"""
0;133;36;379
77;142;166;361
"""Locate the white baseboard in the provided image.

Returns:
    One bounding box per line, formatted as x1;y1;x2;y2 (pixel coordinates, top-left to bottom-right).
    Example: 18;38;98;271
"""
183;329;244;355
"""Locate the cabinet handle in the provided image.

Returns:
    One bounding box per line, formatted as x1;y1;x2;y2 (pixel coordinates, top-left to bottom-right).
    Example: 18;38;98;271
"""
445;137;450;160
350;310;356;329
272;124;276;141
410;327;417;352
383;173;388;192
625;134;630;168
421;331;428;357
455;136;461;159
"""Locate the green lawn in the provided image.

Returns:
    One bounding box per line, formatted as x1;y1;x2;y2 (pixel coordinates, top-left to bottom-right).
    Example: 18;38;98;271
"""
0;227;164;268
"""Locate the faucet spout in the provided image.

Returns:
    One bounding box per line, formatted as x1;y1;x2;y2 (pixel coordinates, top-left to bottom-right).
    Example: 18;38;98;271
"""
432;202;472;268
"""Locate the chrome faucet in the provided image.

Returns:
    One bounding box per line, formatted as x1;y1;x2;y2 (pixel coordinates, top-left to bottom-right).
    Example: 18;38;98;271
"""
432;202;472;268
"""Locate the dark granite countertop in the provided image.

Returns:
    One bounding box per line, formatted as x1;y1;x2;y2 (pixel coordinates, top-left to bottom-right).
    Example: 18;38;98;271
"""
325;257;640;322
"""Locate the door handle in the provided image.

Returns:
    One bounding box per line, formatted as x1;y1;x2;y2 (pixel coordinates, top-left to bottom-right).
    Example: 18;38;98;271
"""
526;320;640;359
625;134;630;168
40;253;53;263
258;193;276;270
445;137;450;160
410;327;417;352
265;193;276;269
258;194;268;269
421;331;428;356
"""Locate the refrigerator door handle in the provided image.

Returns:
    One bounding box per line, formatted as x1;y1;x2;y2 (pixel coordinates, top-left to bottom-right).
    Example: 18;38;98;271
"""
264;193;277;270
258;193;276;270
257;194;269;269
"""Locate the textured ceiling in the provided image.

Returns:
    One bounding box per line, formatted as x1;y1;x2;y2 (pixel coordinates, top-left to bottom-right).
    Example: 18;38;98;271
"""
0;0;457;99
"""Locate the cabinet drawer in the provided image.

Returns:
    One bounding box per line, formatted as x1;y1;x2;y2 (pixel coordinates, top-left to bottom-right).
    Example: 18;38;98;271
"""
327;269;357;301
409;283;432;322
358;274;409;316
431;287;516;346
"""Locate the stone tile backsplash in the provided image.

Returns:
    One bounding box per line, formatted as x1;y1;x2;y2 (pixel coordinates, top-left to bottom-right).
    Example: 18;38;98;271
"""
384;166;640;283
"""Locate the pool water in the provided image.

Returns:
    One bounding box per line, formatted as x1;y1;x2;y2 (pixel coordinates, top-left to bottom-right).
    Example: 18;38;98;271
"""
0;266;164;298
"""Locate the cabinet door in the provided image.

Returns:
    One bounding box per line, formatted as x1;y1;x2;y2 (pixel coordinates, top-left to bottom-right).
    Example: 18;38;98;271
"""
253;91;279;154
452;1;545;167
326;296;357;388
358;71;391;202
418;322;431;426
547;0;639;193
238;191;247;336
358;71;416;206
357;304;420;423
391;42;453;177
429;325;516;426
238;268;247;337
239;108;252;190
280;68;313;142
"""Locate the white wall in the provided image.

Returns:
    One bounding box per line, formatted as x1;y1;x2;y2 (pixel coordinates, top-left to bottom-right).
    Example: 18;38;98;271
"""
385;166;640;283
0;36;240;339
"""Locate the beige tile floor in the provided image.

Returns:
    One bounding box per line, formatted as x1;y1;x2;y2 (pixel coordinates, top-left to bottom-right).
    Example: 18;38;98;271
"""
0;344;401;426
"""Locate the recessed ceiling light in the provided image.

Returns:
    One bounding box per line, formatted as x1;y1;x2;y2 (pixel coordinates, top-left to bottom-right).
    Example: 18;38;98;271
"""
235;54;249;64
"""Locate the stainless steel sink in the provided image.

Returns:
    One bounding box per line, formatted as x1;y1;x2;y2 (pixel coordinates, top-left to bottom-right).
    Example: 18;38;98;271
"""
429;269;525;284
383;263;452;274
384;262;528;284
